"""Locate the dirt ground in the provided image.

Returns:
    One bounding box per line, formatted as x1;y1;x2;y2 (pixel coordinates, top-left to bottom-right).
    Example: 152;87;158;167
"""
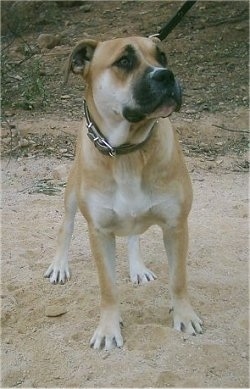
1;1;249;388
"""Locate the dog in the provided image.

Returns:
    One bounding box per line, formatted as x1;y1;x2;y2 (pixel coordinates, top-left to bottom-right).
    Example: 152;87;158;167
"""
44;36;203;350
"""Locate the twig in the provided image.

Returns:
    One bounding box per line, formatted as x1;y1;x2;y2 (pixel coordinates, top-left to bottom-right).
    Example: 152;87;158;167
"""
2;37;16;51
207;12;248;27
212;124;250;135
42;51;71;56
2;118;14;167
1;116;22;166
15;52;38;67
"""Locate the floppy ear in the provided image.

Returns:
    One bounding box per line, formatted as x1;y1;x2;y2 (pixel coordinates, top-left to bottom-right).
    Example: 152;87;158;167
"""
149;35;161;44
64;39;98;83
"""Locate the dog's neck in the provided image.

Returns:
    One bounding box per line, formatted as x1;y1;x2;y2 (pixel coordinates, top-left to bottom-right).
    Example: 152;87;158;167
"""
83;99;157;156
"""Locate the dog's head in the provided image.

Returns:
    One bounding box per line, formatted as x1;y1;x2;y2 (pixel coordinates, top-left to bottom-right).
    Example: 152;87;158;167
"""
66;36;182;123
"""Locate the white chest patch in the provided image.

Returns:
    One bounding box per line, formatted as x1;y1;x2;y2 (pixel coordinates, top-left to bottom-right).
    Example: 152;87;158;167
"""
86;171;181;237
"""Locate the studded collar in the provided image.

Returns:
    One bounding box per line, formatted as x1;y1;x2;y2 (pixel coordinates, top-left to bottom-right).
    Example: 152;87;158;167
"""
83;100;155;157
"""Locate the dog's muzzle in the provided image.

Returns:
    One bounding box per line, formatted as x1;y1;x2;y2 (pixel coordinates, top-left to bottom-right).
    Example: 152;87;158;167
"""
123;67;182;123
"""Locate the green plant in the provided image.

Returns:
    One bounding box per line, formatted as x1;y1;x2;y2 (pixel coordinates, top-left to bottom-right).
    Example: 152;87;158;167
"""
2;49;49;110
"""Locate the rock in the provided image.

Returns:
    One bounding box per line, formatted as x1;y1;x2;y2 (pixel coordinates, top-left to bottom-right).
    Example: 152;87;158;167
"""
45;305;67;317
19;138;30;147
59;148;68;154
37;34;61;50
80;4;92;12
61;95;71;99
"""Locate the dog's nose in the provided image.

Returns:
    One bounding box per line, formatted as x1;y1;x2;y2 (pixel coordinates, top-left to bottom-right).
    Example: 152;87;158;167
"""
150;69;175;85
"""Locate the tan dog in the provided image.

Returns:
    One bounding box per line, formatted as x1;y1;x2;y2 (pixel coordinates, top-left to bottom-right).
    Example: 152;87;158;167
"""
44;36;203;350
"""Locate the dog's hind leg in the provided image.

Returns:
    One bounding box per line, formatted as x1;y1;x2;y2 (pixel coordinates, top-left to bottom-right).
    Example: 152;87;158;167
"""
128;235;157;284
44;180;77;284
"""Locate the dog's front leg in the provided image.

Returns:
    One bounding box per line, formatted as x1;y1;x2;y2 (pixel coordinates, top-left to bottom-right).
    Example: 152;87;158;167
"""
163;221;203;335
88;225;123;350
44;184;77;284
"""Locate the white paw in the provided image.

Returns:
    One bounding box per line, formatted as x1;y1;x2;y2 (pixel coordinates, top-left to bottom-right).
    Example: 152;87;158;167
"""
170;301;203;335
90;311;123;350
44;262;70;284
130;265;157;285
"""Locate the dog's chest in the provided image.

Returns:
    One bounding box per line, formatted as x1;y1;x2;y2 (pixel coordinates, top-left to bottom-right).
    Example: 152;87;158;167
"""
113;177;149;219
86;166;181;236
88;177;150;232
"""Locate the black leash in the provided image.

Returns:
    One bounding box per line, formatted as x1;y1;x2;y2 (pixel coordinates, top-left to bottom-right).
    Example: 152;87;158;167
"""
154;1;197;41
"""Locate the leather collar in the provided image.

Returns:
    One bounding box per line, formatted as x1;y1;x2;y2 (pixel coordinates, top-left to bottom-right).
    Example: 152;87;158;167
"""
83;99;155;157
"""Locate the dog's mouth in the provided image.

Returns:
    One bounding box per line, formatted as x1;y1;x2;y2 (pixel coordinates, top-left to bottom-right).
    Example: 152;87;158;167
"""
123;68;182;123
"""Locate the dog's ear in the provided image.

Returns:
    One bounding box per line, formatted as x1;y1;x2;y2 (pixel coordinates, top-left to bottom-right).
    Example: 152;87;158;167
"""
149;35;161;44
64;39;98;83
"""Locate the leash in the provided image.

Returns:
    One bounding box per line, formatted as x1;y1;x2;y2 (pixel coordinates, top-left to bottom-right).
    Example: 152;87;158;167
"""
152;1;197;41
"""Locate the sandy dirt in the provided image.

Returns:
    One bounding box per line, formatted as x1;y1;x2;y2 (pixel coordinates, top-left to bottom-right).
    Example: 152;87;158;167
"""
1;115;249;388
1;1;249;388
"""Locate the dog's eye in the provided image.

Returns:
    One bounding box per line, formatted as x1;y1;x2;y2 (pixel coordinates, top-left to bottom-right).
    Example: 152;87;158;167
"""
115;56;133;70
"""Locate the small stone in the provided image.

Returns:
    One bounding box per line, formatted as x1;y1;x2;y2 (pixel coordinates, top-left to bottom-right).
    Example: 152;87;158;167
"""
19;138;30;147
235;25;245;31
61;95;71;99
2;137;11;145
241;352;247;359
45;305;67;317
185;109;196;114
59;148;68;154
37;34;61;50
80;4;91;12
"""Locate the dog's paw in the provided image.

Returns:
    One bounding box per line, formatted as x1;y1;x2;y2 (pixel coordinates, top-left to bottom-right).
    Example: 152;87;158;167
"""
90;311;123;350
170;301;203;335
44;262;70;284
130;265;157;285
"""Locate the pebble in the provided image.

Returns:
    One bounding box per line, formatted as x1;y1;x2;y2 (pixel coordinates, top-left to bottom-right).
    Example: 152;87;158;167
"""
19;138;31;147
185;109;196;114
45;305;67;317
37;34;61;50
235;25;246;31
61;95;71;100
241;352;247;359
59;148;68;154
2;137;11;145
80;4;91;12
